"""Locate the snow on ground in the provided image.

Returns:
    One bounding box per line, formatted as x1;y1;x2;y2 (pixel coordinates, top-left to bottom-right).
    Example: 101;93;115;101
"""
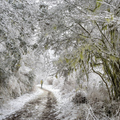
0;86;44;120
0;83;96;120
43;84;88;120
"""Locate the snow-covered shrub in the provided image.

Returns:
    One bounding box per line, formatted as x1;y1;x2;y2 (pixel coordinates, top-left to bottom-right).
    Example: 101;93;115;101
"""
87;81;109;102
47;79;53;85
58;75;76;93
75;73;109;102
62;81;75;92
43;76;59;86
0;62;35;107
72;92;87;104
104;102;120;117
24;71;35;87
0;68;9;87
52;78;59;87
52;77;64;88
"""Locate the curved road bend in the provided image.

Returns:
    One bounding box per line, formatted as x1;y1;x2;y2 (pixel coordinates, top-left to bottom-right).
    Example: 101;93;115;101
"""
3;88;60;120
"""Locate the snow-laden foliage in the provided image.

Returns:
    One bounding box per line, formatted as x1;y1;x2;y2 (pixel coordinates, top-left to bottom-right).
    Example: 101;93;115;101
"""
37;0;120;100
0;0;44;105
0;0;36;81
0;0;120;119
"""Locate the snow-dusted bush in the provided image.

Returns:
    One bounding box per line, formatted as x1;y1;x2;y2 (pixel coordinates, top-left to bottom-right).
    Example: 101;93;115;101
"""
0;68;35;106
0;51;36;107
85;74;109;102
52;76;64;88
0;68;9;87
46;77;53;85
46;76;58;85
72;92;87;104
87;84;109;102
0;0;40;106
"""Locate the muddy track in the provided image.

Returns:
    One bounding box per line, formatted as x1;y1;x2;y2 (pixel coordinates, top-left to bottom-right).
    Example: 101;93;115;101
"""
40;91;60;120
3;88;59;120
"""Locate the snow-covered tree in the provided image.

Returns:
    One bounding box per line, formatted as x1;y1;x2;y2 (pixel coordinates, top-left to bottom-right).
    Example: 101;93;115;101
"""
37;0;120;100
0;0;44;103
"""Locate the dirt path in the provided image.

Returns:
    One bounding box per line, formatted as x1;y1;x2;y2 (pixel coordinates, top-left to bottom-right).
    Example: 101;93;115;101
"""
2;88;60;120
39;90;60;120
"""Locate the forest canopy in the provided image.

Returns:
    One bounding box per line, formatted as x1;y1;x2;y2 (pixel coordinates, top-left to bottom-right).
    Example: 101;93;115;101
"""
0;0;120;100
38;0;120;100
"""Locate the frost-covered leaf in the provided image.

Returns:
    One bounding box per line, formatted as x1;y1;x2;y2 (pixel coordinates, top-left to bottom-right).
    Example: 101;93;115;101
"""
80;51;84;60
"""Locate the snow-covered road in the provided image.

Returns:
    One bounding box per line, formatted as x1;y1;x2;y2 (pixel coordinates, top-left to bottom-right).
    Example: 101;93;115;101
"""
0;86;44;120
0;85;60;120
0;85;82;120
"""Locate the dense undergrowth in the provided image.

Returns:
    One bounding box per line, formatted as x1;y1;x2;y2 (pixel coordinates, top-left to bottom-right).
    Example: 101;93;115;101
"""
46;73;120;120
0;67;35;107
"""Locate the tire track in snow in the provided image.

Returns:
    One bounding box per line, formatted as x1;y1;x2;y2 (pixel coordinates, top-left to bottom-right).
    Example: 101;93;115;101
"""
40;90;60;120
2;88;59;120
